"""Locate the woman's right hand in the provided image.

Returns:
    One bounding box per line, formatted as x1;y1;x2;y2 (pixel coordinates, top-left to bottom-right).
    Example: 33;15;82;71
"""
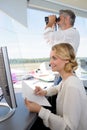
34;86;47;96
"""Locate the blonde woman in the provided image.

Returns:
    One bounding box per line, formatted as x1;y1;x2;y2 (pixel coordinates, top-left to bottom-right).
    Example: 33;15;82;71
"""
25;43;87;130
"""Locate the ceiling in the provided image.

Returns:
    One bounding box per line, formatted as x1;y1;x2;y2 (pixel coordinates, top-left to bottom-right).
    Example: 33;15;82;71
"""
0;0;87;27
46;0;87;11
28;0;87;18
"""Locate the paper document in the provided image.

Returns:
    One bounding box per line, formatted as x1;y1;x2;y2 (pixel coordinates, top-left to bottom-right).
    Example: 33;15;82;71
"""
22;81;51;106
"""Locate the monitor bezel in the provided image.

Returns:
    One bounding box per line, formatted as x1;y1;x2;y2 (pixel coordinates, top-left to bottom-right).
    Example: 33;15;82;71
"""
0;46;17;122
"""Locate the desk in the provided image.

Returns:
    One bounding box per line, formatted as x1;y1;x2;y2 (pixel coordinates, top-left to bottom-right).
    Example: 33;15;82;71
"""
23;79;53;90
0;78;53;130
0;93;37;130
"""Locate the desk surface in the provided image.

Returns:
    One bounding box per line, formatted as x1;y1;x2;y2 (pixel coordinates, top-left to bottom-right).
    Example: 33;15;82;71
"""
0;93;37;130
0;79;53;130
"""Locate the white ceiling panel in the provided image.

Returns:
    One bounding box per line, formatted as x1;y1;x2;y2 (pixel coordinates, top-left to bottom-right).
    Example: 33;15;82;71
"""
0;0;27;27
28;0;87;18
46;0;87;11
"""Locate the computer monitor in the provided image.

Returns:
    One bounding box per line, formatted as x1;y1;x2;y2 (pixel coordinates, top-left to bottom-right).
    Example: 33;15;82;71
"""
0;46;17;122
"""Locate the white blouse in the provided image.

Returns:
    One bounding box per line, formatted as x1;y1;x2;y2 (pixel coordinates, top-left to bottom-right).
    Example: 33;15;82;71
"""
39;76;87;130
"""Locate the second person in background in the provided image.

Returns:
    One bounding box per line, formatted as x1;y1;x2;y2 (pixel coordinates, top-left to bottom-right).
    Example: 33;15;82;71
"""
44;9;80;54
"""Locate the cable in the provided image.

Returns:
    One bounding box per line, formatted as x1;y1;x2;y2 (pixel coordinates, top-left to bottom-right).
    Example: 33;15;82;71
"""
0;94;4;101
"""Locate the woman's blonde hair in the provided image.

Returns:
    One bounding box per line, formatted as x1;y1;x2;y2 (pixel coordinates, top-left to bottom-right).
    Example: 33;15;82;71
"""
52;43;78;72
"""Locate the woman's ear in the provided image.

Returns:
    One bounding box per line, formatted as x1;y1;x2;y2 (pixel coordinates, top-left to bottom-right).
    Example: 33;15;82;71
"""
65;59;69;64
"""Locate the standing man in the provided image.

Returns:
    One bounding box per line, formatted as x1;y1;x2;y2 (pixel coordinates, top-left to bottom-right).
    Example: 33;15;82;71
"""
44;9;80;54
44;9;80;85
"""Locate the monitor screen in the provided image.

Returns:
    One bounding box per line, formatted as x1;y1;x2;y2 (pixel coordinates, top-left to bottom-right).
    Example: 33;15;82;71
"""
0;46;17;122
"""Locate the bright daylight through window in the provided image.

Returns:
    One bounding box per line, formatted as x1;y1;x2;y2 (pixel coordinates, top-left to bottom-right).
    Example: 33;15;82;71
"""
0;8;87;84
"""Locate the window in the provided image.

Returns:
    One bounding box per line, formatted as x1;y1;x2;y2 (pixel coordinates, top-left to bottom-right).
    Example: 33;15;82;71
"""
0;8;87;80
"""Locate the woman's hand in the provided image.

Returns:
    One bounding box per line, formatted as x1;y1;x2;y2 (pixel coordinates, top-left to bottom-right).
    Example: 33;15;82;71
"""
34;86;47;96
25;98;41;113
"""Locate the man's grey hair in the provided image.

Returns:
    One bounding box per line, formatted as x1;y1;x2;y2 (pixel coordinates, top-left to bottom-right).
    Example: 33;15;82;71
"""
59;9;76;26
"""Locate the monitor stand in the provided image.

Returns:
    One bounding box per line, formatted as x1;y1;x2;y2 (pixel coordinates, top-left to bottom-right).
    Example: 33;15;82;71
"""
0;102;15;122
